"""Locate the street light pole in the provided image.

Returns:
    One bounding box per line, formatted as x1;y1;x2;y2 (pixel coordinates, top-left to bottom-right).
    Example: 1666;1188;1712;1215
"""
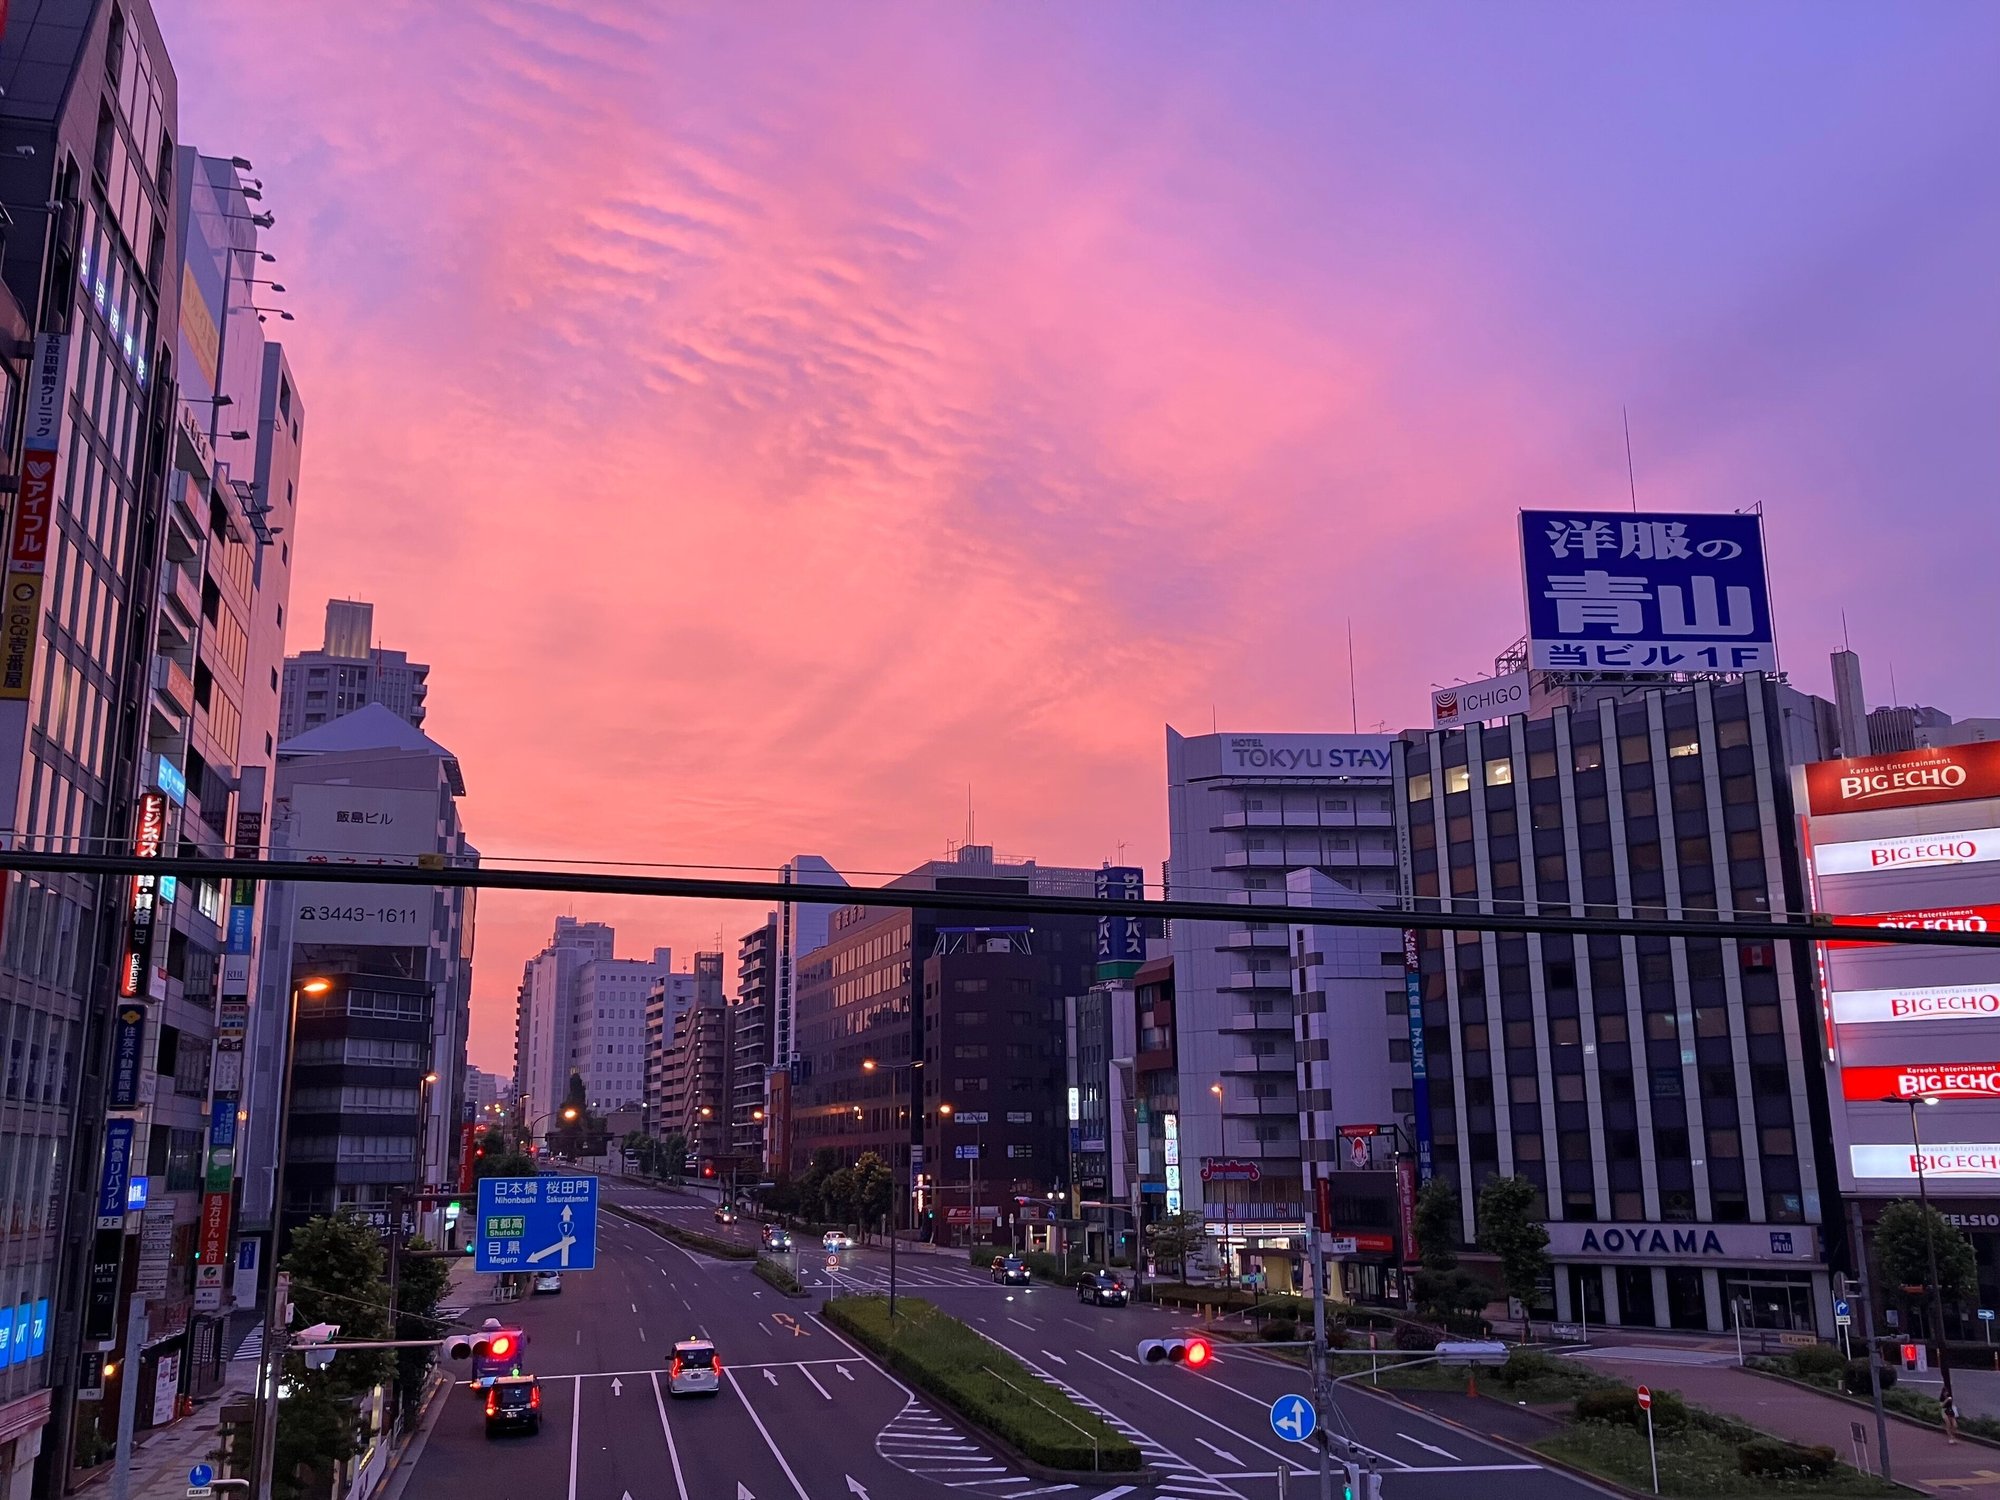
1897;1096;1954;1402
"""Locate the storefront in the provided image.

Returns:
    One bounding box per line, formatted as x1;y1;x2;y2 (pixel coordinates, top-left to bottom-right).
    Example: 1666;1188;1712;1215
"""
1208;1219;1308;1291
1547;1221;1829;1336
0;1392;48;1500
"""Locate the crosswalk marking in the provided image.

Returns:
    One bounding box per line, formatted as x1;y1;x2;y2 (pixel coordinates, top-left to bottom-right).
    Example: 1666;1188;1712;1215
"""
875;1395;1033;1492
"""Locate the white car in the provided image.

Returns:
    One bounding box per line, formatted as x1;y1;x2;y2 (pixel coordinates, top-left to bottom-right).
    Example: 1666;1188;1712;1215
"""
532;1272;563;1295
822;1231;852;1252
668;1339;721;1397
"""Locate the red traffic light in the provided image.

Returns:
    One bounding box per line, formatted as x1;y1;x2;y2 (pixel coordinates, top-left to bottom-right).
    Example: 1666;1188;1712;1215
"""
1185;1338;1212;1368
489;1334;514;1358
702;1164;715;1178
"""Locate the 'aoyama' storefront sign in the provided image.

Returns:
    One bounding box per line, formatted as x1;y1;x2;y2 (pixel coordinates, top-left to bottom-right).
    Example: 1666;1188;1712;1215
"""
1851;1144;2000;1181
1830;984;2000;1025
1545;1221;1817;1265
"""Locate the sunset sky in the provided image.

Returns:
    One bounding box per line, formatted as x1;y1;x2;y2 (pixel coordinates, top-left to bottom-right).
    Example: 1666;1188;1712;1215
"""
159;2;2000;1073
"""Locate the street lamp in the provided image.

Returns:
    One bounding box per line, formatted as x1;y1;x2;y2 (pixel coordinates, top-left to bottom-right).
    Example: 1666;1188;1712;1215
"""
1882;1094;1953;1402
250;976;332;1500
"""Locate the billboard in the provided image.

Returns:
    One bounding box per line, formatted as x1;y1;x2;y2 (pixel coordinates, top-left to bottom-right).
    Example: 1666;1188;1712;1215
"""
1813;827;2000;876
1841;1064;2000;1102
0;334;67;701
1827;903;2000;946
288;783;440;946
1520;509;1773;673
1094;866;1145;975
1431;670;1530;731
1806;743;2000;818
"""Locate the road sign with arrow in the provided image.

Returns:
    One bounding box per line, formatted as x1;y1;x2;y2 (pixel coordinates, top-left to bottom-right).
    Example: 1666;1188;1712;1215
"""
474;1176;598;1272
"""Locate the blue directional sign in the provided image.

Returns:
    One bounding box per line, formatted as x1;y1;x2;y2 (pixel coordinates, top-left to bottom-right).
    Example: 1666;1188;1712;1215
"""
1271;1393;1317;1444
189;1464;215;1487
1834;1299;1851;1325
475;1175;598;1273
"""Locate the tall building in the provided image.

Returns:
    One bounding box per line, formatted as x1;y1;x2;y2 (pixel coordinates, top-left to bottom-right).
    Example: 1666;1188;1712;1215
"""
277;598;430;740
513;917;612;1133
249;706;477;1250
1398;673;1836;1334
733;916;777;1168
643;968;695;1132
0;3;193;1483
1165;729;1400;1238
569;946;673;1111
662;973;729;1170
773;854;843;1083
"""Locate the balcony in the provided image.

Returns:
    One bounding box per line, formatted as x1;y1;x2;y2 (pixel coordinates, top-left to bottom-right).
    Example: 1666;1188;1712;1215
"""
1221;849;1288;869
1224;969;1288;991
1228;1051;1298;1074
1226;1009;1292;1033
1221;928;1286;950
161;560;201;625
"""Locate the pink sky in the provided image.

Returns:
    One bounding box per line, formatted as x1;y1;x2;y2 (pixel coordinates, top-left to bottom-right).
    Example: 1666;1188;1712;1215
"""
158;2;2000;1073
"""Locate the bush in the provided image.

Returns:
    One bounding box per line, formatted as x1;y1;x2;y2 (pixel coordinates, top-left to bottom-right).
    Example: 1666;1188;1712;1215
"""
1737;1437;1837;1478
754;1258;802;1296
1788;1343;1848;1380
1497;1349;1558;1386
824;1296;1139;1472
1844;1358;1896;1395
1393;1321;1444;1352
1574;1386;1687;1434
1260;1320;1298;1343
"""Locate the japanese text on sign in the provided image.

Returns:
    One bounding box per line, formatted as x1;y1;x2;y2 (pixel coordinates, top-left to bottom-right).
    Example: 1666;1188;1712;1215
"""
1520;509;1774;673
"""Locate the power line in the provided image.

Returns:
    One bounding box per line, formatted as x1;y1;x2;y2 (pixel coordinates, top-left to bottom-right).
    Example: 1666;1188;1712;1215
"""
2;848;1993;952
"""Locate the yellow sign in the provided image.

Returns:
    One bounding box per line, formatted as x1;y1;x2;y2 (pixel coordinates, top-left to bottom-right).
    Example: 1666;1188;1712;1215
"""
0;572;43;700
182;264;219;386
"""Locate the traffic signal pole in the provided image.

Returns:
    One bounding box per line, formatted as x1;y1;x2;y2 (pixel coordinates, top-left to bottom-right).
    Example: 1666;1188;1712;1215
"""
1310;1219;1335;1500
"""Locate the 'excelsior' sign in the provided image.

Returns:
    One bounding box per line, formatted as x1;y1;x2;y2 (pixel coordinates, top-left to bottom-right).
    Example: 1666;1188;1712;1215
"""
1806;742;2000;816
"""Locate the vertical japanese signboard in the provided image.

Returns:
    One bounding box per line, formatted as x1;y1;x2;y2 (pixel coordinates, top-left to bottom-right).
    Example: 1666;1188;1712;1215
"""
1093;866;1146;979
1520;509;1774;673
1402;930;1433;1182
0;333;66;700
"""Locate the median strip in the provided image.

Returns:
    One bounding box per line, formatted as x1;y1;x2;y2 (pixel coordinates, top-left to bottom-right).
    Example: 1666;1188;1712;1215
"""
603;1200;756;1259
823;1295;1141;1474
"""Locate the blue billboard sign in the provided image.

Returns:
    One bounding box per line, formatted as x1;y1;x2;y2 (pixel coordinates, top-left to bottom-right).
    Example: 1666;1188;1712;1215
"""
1094;866;1146;971
225;904;255;955
209;1096;238;1149
1521;510;1774;673
29;1300;47;1357
155;755;187;806
1402;931;1434;1182
108;1004;147;1111
97;1119;136;1229
475;1175;598;1273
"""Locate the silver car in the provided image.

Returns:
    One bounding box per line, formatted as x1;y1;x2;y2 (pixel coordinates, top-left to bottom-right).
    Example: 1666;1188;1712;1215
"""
668;1339;721;1397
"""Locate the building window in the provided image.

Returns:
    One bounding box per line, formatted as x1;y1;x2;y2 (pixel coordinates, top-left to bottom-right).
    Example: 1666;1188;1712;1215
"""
1666;729;1701;758
1573;740;1604;772
1485;758;1513;787
1443;765;1471;794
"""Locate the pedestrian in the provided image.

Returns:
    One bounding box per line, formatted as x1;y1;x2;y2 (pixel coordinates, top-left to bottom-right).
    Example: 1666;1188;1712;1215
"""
1942;1389;1960;1444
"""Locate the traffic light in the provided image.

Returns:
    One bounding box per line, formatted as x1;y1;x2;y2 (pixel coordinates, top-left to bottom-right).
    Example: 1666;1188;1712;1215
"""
442;1326;523;1365
295;1322;341;1371
1338;1461;1381;1499
702;1163;716;1179
1136;1337;1212;1367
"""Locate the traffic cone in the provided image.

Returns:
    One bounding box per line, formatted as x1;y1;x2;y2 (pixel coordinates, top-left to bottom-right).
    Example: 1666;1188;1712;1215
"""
1466;1370;1478;1398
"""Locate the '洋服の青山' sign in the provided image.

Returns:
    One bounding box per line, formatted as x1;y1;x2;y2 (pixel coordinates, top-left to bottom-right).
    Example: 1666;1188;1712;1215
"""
1813;827;2000;877
1806;743;2000;817
1842;1064;2000;1100
1831;984;2000;1025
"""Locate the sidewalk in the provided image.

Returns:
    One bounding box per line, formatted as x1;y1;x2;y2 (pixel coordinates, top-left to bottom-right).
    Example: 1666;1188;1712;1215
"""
1579;1347;2000;1495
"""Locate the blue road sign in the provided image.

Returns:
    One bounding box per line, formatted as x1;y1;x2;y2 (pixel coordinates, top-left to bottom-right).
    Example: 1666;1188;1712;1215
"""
475;1175;598;1273
1834;1299;1851;1320
1982;1308;1995;1323
1271;1393;1317;1444
189;1464;214;1487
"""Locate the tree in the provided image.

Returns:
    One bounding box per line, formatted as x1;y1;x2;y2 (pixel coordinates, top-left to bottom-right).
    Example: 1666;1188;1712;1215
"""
1410;1178;1489;1322
796;1150;841;1223
1148;1211;1206;1281
824;1167;858;1230
550;1072;592;1156
274;1216;395;1499
852;1152;895;1236
1476;1175;1549;1339
1875;1199;1977;1334
392;1236;453;1427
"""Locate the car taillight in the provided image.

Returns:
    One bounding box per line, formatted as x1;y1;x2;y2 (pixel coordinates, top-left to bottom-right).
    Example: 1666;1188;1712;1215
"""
530;1387;541;1410
670;1359;682;1377
485;1392;497;1415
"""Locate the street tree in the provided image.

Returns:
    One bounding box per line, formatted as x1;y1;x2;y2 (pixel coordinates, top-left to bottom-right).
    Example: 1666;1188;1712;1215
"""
851;1152;895;1237
1411;1178;1488;1323
1476;1175;1549;1339
1875;1199;1977;1332
274;1216;395;1499
392;1236;454;1426
824;1166;859;1230
1148;1211;1206;1281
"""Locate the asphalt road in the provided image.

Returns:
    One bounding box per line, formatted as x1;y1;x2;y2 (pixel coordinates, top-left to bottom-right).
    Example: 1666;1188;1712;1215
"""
805;1245;1605;1500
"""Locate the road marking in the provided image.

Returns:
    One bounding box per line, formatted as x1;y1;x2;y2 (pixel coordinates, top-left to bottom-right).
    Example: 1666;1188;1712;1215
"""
1071;1350;1313;1478
836;1364;853;1380
1008;1318;1036;1331
759;1324;772;1337
639;1328;646;1342
632;1303;639;1313
1397;1432;1457;1461
611;1377;624;1396
567;1374;582;1500
800;1365;833;1400
647;1371;693;1500
1197;1438;1242;1466
724;1368;812;1499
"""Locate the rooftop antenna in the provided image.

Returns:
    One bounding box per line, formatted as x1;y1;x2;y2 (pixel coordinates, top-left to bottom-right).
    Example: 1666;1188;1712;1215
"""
1841;609;1851;652
1623;406;1638;512
1211;704;1218;734
966;785;975;848
1347;618;1359;733
1889;661;1900;708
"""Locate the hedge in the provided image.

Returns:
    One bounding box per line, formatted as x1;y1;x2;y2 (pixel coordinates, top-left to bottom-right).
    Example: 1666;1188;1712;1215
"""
824;1296;1140;1472
754;1257;805;1296
604;1201;756;1260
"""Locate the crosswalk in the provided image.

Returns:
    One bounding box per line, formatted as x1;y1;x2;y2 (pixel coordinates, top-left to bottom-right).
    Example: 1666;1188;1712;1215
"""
998;1352;1242;1499
876;1395;1021;1489
811;1261;994;1292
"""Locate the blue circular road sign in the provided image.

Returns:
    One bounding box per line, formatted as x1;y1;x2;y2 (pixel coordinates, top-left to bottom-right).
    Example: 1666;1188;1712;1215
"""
189;1464;214;1487
1271;1393;1317;1444
1834;1299;1850;1319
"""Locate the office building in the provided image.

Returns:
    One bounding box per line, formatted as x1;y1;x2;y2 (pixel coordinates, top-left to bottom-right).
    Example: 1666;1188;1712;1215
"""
642;967;695;1133
568;945;673;1111
732;917;776;1165
248;706;477;1249
773;854;843;1078
277;598;429;740
1399;672;1837;1334
513;917;612;1134
790;844;1098;1236
1165;729;1399;1241
662;966;730;1169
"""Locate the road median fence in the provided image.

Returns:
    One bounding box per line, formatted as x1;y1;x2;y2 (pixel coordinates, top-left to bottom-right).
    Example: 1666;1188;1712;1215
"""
822;1295;1140;1473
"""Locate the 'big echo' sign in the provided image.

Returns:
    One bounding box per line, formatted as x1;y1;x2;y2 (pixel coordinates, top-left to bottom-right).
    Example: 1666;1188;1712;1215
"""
1830;984;2000;1024
1842;1064;2000;1101
1827;903;2000;947
1806;742;2000;817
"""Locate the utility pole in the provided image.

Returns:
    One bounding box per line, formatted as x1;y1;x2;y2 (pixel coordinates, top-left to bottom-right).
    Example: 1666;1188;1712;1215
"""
1849;1201;1893;1482
109;1297;147;1500
251;1270;290;1500
1308;1189;1335;1500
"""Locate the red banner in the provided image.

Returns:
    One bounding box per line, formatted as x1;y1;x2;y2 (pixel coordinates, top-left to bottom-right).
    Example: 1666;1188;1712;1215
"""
1826;903;2000;948
197;1191;232;1267
1842;1063;2000;1101
1397;1157;1419;1266
1806;743;2000;816
458;1122;477;1193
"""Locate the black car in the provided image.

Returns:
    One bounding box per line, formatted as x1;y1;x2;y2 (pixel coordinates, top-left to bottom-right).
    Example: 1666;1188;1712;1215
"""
1076;1270;1129;1306
484;1375;542;1437
991;1255;1030;1286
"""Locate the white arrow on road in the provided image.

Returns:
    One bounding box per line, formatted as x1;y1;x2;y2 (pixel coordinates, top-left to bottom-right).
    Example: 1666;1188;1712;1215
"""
737;1486;755;1499
764;1369;780;1386
836;1365;854;1381
846;1479;870;1500
610;1377;623;1396
1040;1350;1067;1365
1398;1432;1458;1461
1197;1437;1242;1466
